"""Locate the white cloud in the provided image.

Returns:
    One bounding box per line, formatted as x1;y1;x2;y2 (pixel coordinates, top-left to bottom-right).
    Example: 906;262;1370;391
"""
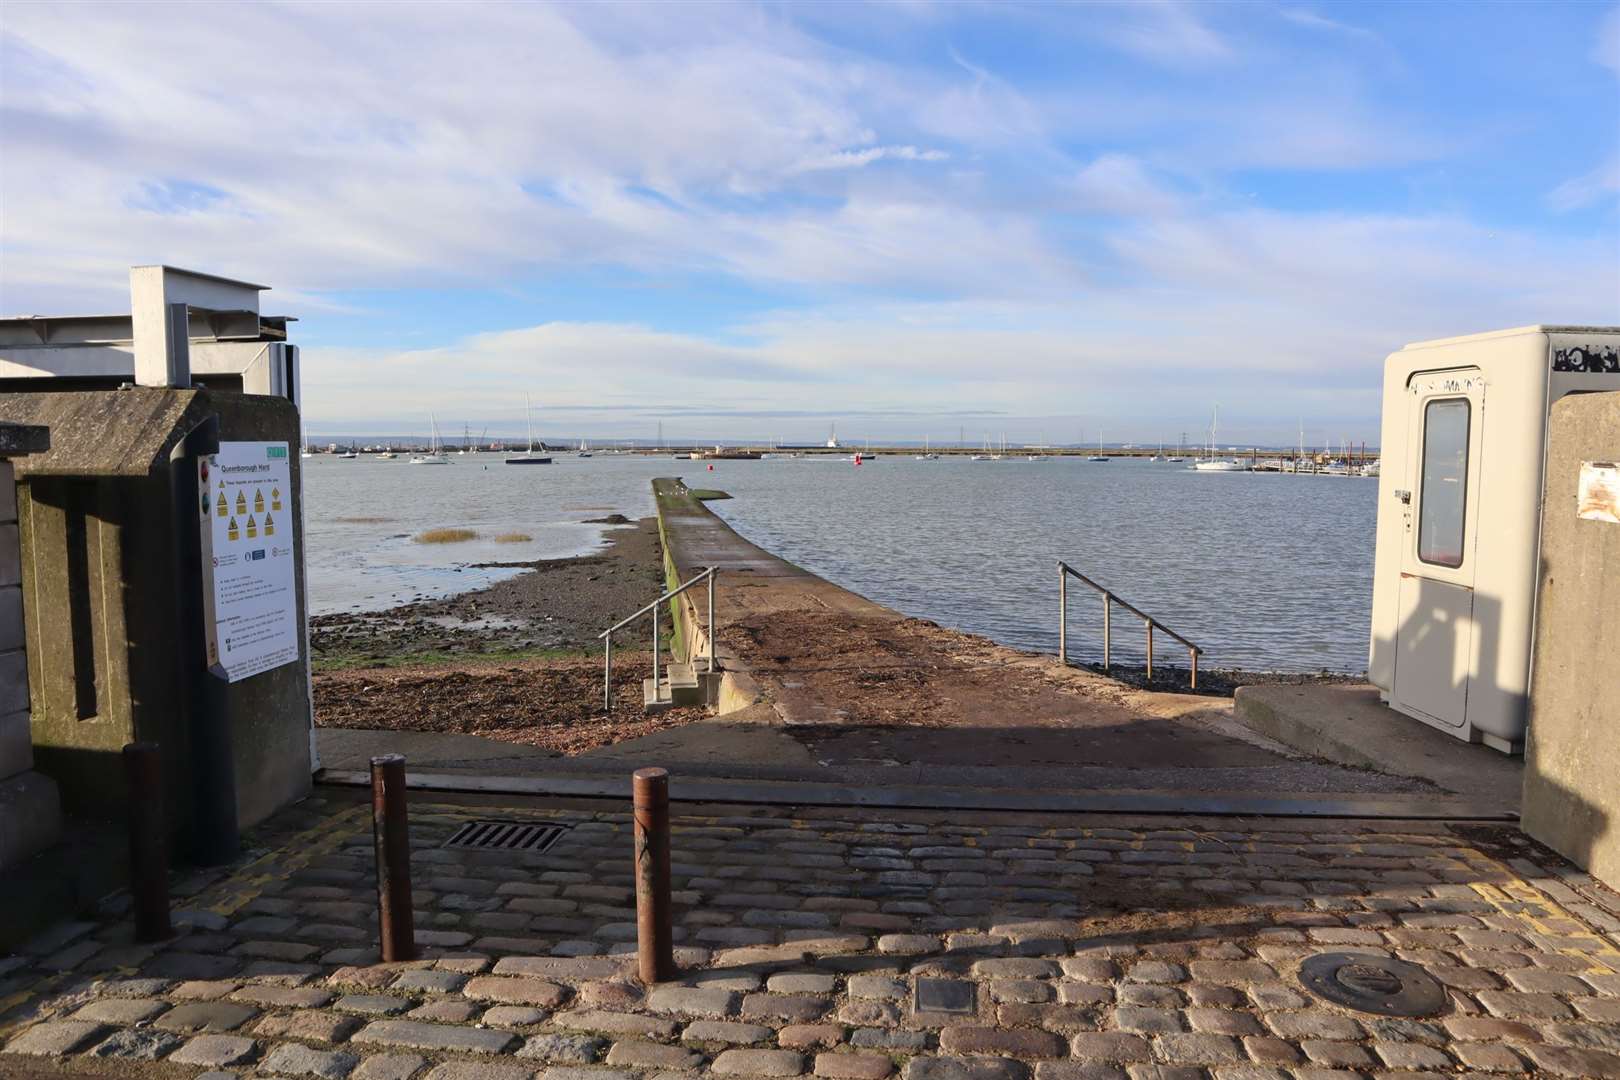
2;0;1614;446
1548;156;1620;212
1597;5;1620;76
301;206;1619;444
1070;155;1184;217
791;145;949;173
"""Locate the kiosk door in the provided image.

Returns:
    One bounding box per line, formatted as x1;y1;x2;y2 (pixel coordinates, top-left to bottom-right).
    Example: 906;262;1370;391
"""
1391;370;1485;730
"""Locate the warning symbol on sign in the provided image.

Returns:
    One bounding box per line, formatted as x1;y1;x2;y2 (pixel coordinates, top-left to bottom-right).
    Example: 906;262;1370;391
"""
271;487;283;511
253;489;265;513
235;490;248;514
246;514;258;539
227;516;240;541
216;491;227;517
264;513;275;536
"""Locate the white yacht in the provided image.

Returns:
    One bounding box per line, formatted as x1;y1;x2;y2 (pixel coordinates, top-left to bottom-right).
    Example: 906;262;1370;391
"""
1193;406;1245;471
410;415;450;464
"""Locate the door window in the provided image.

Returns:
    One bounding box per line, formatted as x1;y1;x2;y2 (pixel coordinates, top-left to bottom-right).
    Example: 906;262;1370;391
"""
1418;398;1469;568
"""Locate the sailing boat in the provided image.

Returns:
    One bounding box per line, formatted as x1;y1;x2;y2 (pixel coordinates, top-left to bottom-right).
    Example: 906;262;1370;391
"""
410;414;450;464
1149;442;1163;463
1088;430;1108;462
577;438;593;458
1193;406;1243;471
914;436;939;461
506;396;552;464
301;430;316;458
970;435;991;461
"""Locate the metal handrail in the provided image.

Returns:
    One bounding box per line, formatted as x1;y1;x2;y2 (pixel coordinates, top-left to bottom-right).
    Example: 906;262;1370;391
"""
599;567;717;711
1058;560;1202;689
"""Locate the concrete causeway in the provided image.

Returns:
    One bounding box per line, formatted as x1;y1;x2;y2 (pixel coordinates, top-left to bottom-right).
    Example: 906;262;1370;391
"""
1;790;1618;1079
632;479;1516;814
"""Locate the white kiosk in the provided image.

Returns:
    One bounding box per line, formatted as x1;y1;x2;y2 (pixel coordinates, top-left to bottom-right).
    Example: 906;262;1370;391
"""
1369;325;1620;753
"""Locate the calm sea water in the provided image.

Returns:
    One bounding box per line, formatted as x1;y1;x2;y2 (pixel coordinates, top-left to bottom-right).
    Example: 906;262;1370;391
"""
303;453;1375;672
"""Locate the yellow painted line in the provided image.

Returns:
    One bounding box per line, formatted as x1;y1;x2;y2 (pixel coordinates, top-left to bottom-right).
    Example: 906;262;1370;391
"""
0;971;76;1041
196;804;371;917
1469;859;1620;972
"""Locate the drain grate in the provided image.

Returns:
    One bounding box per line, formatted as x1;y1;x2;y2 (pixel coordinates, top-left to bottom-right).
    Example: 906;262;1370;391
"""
443;820;569;853
1299;952;1446;1017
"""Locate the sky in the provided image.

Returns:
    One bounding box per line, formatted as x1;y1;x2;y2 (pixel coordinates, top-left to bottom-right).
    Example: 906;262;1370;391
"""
2;1;1618;446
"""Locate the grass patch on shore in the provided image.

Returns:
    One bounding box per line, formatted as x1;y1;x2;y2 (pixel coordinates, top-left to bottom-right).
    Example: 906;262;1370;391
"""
415;527;478;544
494;532;533;543
313;645;590;673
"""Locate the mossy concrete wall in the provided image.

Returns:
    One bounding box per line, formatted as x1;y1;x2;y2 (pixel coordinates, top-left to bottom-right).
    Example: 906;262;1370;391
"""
0;388;311;838
0;423;63;873
1523;391;1620;888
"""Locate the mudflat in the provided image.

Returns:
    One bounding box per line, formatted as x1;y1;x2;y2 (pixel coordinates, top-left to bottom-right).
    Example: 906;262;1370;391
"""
310;516;711;754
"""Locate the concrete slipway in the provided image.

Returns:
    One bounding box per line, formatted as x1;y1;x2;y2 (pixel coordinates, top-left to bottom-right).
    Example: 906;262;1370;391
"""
318;480;1520;820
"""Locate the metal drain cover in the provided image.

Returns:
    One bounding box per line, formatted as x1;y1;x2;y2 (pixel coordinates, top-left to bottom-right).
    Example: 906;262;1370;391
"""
1299;952;1446;1017
443;820;568;853
914;978;976;1015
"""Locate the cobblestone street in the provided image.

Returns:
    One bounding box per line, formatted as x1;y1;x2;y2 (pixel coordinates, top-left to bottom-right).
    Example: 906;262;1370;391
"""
3;791;1620;1080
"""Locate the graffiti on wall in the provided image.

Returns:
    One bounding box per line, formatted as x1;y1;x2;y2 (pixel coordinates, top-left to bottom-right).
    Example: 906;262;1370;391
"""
1552;344;1620;373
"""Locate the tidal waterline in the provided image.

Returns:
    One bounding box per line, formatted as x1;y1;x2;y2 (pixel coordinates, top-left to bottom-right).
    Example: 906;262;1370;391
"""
302;453;1375;672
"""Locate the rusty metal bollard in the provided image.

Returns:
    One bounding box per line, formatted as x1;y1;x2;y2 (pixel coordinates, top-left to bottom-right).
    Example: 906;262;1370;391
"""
123;742;172;942
633;767;675;984
370;754;416;962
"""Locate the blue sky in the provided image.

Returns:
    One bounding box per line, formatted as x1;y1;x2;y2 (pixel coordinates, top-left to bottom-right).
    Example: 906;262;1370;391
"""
2;1;1617;445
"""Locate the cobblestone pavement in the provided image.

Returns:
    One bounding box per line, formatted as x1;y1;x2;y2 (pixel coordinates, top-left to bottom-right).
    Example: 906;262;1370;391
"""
3;792;1620;1080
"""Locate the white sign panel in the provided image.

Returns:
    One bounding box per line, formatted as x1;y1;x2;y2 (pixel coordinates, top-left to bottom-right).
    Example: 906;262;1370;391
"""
198;441;300;681
1577;461;1620;525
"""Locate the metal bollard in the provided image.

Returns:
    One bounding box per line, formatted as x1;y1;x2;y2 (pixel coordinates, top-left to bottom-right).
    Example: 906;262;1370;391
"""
633;767;675;984
123;742;171;942
370;754;416;962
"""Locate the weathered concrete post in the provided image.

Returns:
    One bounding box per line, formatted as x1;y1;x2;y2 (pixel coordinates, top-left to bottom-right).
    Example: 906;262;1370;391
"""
370;754;415;962
633;766;675;984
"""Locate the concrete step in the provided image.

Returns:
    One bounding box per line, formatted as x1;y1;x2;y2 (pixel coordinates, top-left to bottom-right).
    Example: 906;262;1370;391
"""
641;662;715;713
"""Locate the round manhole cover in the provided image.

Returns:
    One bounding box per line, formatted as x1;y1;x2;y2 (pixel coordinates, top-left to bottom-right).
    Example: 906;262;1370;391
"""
1299;952;1446;1017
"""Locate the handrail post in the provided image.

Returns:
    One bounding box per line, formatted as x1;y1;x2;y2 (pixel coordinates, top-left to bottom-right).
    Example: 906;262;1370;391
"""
1058;565;1067;666
706;569;715;675
1189;647;1198;690
1145;620;1153;682
652;607;660;695
1102;593;1111;671
604;636;613;713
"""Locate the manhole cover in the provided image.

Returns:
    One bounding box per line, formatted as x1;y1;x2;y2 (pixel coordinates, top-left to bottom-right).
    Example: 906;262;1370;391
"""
1299;952;1446;1017
443;820;568;853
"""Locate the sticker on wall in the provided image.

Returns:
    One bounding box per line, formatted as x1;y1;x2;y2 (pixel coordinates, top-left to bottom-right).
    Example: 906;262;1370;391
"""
1552;345;1620;373
1577;462;1619;524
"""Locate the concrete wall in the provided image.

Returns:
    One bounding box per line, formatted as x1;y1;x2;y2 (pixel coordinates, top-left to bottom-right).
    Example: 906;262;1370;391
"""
0;447;64;870
1523;390;1620;888
0;388;311;842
